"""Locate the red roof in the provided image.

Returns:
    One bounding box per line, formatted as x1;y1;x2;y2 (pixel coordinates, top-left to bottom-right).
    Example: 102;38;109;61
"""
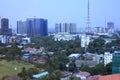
79;71;90;77
87;75;100;80
88;74;120;80
24;47;36;51
98;74;120;80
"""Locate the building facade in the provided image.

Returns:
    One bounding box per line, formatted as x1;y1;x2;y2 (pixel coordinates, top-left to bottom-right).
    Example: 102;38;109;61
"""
0;18;12;35
55;23;62;33
81;34;91;48
0;18;12;44
112;51;120;74
54;32;76;41
104;52;112;66
17;21;27;34
107;22;114;29
26;18;48;37
55;23;76;34
107;22;114;33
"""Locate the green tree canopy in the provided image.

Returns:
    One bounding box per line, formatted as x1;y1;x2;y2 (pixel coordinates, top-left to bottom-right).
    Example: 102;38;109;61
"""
87;38;105;54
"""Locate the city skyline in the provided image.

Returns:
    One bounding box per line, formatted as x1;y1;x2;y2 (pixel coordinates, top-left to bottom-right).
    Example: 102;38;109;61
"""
0;0;120;32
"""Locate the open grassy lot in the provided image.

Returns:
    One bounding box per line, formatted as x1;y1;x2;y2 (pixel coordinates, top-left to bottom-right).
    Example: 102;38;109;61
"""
0;60;35;79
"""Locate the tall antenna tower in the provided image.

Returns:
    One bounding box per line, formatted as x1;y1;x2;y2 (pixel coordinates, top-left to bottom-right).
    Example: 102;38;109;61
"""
86;0;90;33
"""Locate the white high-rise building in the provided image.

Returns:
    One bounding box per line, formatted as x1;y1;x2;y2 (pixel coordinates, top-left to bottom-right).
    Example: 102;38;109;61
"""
81;34;91;48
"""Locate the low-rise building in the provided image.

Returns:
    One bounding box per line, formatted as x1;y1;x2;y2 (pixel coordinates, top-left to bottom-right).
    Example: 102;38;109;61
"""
75;60;98;68
21;37;31;45
68;53;81;60
61;71;72;80
54;32;76;41
72;71;90;80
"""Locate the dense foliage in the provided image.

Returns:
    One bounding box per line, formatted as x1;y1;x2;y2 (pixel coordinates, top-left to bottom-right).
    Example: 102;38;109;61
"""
1;36;120;80
81;62;112;75
27;36;84;55
87;38;105;54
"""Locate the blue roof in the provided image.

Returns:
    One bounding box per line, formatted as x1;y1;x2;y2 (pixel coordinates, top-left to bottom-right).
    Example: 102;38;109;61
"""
22;53;32;58
33;71;48;78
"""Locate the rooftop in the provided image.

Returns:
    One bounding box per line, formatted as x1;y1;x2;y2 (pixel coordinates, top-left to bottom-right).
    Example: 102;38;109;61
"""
33;71;48;79
99;74;120;80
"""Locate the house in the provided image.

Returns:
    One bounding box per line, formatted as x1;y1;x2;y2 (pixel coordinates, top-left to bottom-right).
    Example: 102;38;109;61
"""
75;60;98;68
22;53;32;58
23;47;37;54
88;74;120;80
21;37;31;45
87;75;100;80
61;71;72;80
83;53;103;64
72;71;90;80
98;74;120;80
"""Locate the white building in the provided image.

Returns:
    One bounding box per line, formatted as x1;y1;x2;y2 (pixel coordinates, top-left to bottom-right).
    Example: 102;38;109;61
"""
68;53;81;60
104;52;113;66
81;34;91;48
54;32;76;41
0;35;8;44
21;37;31;45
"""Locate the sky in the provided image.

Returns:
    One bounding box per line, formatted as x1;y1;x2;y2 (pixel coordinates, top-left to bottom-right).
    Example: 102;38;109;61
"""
0;0;120;32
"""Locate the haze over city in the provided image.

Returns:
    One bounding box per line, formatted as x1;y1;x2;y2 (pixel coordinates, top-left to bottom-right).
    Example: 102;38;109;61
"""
1;0;120;80
0;0;120;32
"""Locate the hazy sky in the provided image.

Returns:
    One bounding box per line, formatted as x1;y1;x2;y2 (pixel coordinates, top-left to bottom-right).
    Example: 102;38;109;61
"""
0;0;120;31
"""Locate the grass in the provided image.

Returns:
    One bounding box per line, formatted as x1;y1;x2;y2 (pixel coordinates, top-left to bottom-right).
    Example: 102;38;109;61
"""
0;59;35;79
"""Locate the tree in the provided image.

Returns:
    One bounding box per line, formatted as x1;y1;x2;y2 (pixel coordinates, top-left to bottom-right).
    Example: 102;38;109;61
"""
18;67;28;80
81;64;91;73
94;64;107;75
5;45;21;61
18;67;39;80
45;52;68;73
69;59;77;72
87;38;105;54
105;62;112;74
27;68;39;79
70;77;81;80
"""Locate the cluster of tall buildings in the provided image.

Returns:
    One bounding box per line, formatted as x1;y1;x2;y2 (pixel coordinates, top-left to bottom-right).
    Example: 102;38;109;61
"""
94;22;115;34
17;18;48;37
55;23;77;34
